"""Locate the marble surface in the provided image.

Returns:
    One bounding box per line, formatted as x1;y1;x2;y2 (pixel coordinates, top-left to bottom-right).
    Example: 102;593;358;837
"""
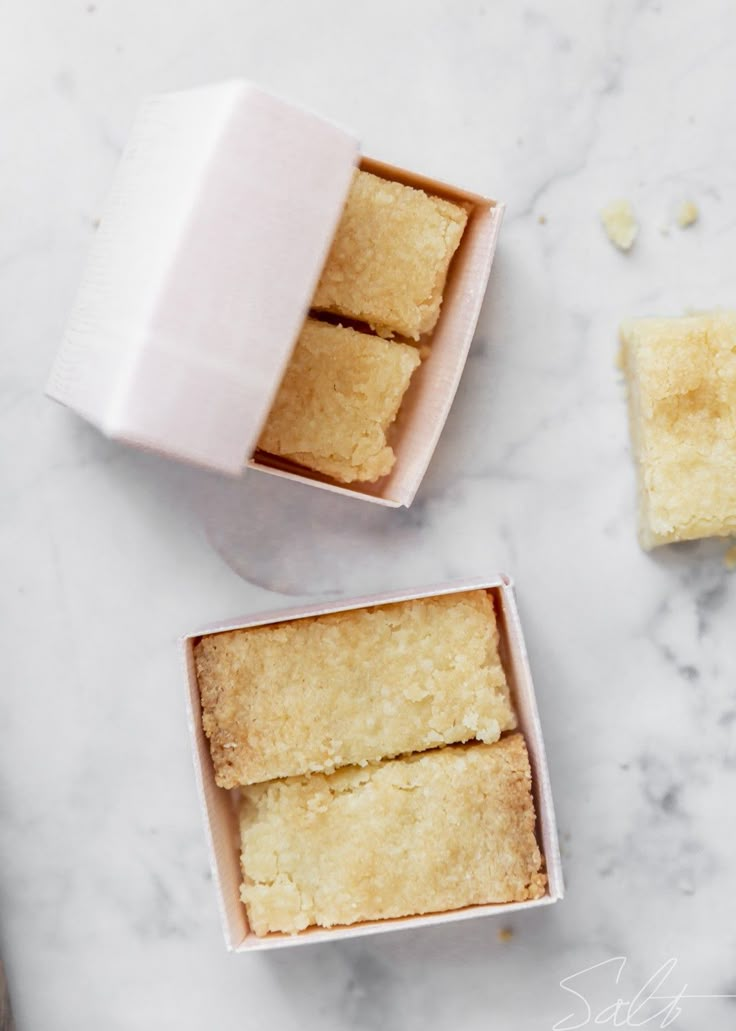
2;1;736;1028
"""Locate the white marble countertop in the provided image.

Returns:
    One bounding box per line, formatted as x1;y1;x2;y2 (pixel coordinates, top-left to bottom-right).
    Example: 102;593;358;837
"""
2;1;736;1028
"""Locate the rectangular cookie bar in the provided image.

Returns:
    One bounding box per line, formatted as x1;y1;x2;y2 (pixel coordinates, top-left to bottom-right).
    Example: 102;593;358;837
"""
196;590;516;788
620;311;736;548
312;169;468;340
257;317;420;483
239;735;546;935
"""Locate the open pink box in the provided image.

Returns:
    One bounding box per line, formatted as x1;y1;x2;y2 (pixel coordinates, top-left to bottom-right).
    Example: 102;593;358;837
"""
183;575;563;950
46;80;504;507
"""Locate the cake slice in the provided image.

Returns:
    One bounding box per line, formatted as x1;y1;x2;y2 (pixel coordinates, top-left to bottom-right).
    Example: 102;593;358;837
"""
257;317;420;483
312;169;468;340
620;311;736;548
239;735;546;936
196;590;516;788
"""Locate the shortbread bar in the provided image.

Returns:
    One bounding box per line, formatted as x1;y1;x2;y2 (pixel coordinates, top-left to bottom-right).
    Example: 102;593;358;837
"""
196;590;516;788
239;735;546;935
312;170;468;340
620;311;736;548
257;317;420;483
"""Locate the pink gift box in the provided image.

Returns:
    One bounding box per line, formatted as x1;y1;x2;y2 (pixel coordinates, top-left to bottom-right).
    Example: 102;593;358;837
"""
47;80;504;507
183;575;563;950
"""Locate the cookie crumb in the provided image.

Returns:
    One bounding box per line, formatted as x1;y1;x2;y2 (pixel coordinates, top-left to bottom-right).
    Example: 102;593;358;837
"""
676;200;699;229
497;926;514;943
600;199;638;251
725;543;736;570
537;214;547;225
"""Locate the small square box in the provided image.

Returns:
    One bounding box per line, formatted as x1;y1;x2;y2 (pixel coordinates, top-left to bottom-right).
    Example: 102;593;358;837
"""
183;576;563;950
46;81;504;507
621;311;736;548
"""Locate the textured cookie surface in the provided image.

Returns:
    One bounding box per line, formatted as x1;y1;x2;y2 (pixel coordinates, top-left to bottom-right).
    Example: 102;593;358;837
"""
621;311;736;548
258;317;420;483
239;735;546;935
196;590;515;788
312;170;468;340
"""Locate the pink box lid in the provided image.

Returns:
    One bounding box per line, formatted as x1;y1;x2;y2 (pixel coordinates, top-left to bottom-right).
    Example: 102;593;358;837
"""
46;81;360;474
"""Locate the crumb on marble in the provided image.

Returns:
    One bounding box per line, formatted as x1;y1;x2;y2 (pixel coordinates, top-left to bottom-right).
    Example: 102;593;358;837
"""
725;543;736;570
676;200;699;229
600;199;638;251
497;926;514;943
537;214;547;225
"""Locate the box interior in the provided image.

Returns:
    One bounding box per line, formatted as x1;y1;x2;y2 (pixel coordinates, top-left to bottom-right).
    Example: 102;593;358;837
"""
248;158;503;507
184;578;563;951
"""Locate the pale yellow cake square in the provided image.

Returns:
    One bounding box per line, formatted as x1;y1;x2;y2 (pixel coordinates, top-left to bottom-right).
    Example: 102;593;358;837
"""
621;311;736;548
196;590;516;788
312;170;468;340
239;735;546;935
257;317;420;483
